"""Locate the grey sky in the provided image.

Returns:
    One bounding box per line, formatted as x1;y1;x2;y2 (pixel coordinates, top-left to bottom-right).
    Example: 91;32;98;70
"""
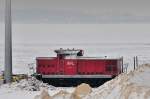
0;0;150;44
0;24;150;44
0;0;150;23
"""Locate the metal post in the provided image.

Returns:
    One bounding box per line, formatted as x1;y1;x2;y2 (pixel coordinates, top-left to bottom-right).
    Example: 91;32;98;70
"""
121;56;123;73
136;56;138;68
4;0;12;83
133;56;136;70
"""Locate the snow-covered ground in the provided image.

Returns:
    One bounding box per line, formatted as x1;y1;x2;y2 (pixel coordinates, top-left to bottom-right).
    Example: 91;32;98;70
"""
0;77;74;99
0;64;149;99
0;43;150;74
0;43;150;99
84;64;150;99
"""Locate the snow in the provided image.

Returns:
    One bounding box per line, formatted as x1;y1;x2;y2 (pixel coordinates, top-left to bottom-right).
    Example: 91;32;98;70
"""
1;43;150;74
0;64;150;99
0;90;38;99
0;43;150;99
0;77;74;99
0;87;75;99
0;82;40;99
84;64;150;99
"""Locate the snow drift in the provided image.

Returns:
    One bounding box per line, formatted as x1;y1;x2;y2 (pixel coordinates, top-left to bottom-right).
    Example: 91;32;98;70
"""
0;64;150;99
35;64;150;99
0;77;55;91
84;64;150;99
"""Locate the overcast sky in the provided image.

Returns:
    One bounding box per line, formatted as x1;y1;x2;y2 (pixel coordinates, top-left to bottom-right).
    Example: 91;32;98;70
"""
0;0;150;44
1;0;150;23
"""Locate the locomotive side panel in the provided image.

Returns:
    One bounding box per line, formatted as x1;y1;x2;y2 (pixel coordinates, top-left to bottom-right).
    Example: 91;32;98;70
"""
36;58;122;76
77;59;106;75
64;59;77;75
36;58;58;75
77;59;121;76
95;60;106;74
105;60;119;76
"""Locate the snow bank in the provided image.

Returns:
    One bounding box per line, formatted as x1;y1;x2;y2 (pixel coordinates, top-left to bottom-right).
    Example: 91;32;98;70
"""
74;83;92;98
0;77;55;91
34;89;52;99
0;77;56;99
34;64;150;99
0;64;150;99
52;90;72;99
34;83;92;99
84;64;150;99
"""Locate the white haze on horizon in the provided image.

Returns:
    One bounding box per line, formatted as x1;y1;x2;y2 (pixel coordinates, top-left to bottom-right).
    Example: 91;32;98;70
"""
0;24;150;44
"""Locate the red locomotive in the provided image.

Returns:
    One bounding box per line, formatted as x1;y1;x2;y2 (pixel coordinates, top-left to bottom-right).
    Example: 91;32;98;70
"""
36;48;123;86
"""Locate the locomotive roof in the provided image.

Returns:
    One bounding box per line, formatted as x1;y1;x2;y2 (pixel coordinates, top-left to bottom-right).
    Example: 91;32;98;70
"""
36;56;122;60
54;48;81;55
